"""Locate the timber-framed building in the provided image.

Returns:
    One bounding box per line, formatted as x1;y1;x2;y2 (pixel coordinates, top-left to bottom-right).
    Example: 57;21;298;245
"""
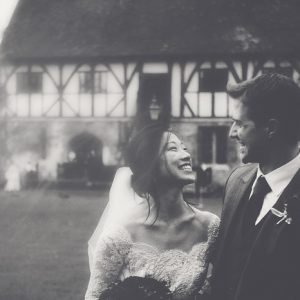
1;0;300;186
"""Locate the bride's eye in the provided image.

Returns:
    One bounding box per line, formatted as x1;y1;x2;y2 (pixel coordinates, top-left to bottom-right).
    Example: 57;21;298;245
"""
167;146;178;151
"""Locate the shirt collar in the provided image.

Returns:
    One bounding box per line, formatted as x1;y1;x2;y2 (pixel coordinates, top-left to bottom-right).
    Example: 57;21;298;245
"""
257;152;300;196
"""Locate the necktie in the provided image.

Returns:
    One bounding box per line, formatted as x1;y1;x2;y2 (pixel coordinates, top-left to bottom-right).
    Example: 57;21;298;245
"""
244;176;271;229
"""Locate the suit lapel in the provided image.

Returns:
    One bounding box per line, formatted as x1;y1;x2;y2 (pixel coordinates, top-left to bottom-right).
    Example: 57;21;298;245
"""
249;168;300;251
236;168;300;293
214;165;257;271
221;166;257;242
271;168;300;212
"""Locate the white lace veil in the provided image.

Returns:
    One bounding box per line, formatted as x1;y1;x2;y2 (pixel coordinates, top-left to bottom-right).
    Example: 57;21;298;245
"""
88;167;156;269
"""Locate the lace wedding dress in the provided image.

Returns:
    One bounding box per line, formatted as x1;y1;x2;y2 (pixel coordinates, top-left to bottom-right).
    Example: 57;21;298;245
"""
85;214;219;300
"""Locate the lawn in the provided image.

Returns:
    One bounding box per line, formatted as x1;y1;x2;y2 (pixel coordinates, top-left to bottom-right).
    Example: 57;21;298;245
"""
0;188;221;300
0;188;108;300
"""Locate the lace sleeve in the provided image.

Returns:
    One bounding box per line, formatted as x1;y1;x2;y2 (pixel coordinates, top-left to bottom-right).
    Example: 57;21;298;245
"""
198;215;220;297
206;215;220;260
85;229;131;300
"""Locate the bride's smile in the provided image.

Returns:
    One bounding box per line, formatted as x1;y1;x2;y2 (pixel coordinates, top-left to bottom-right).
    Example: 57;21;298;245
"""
158;132;195;186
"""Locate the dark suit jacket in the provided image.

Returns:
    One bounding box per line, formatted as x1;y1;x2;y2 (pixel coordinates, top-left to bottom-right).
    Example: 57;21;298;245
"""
211;163;300;300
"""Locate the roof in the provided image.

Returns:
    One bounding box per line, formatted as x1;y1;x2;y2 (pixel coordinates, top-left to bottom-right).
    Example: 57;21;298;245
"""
2;0;300;60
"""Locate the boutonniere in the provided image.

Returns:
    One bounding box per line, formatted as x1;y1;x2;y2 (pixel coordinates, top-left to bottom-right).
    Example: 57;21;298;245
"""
271;204;292;225
271;194;300;225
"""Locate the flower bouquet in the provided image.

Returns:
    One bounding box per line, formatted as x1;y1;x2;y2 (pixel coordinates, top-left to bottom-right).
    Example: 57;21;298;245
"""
98;276;173;300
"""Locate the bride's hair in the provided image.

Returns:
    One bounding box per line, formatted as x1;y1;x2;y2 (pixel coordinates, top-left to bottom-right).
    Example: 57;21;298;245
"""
124;123;171;216
125;123;170;197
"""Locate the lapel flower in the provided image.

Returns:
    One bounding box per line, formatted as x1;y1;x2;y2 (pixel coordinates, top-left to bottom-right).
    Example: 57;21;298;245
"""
271;204;292;225
271;194;300;225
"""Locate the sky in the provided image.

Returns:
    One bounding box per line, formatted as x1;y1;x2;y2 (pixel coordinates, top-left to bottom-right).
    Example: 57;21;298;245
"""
0;0;19;41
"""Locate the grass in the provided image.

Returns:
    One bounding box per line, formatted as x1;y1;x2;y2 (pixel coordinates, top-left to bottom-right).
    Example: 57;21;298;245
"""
0;189;108;300
0;188;221;300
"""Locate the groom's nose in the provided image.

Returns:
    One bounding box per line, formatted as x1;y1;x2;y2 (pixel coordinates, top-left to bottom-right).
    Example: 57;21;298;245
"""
229;122;238;139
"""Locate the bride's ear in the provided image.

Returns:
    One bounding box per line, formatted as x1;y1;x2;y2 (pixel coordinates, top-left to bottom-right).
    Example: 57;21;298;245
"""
266;119;280;139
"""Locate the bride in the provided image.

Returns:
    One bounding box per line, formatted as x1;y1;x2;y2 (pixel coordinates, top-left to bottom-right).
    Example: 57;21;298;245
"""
85;124;220;300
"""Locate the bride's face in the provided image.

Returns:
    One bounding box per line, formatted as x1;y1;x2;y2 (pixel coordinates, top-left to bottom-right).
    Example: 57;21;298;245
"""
158;132;195;185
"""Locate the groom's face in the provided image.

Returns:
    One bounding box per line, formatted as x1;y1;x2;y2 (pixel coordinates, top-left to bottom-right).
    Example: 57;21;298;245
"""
229;100;268;164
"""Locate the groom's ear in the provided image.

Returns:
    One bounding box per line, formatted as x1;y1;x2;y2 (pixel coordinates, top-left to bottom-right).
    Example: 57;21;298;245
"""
265;118;280;139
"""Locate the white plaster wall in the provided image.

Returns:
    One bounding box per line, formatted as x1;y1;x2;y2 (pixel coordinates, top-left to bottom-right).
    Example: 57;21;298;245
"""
110;63;125;83
94;94;107;117
126;68;138;116
143;63;168;73
171;63;181;117
198;93;212;117
233;62;243;80
79;94;92;116
184;62;197;82
43;65;59;94
3;59;300;120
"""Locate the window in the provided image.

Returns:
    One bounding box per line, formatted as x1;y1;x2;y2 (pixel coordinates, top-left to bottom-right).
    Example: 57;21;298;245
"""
198;68;229;117
16;72;43;93
262;66;293;78
184;67;229;118
79;71;93;93
79;71;108;93
94;71;108;93
199;126;228;164
199;68;228;92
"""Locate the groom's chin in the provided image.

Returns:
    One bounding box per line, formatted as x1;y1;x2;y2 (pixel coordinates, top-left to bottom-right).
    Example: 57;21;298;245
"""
239;149;254;164
240;152;252;164
241;156;248;163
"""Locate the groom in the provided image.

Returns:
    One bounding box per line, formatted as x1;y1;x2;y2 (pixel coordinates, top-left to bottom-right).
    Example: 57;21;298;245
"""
211;73;300;300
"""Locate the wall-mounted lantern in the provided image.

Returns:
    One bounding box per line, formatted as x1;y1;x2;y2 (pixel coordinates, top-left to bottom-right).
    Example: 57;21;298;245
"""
149;94;161;120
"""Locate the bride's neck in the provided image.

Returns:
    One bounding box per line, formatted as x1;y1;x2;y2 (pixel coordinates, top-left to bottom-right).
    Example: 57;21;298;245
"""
155;187;189;222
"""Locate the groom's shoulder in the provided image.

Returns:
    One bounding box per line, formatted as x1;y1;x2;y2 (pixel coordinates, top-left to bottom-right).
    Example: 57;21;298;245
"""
227;163;258;183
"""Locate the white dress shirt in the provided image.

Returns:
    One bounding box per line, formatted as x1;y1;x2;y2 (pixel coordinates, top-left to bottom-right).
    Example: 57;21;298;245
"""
249;152;300;225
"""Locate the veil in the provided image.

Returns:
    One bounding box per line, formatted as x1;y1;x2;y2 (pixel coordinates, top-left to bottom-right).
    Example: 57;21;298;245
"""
88;167;156;269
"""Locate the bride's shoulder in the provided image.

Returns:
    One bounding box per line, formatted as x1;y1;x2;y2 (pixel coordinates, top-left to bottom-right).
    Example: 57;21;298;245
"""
190;207;220;243
190;205;220;230
100;225;132;245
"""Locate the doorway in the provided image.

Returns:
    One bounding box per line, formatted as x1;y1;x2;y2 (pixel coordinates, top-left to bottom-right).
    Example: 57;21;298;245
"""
137;73;171;127
58;132;103;182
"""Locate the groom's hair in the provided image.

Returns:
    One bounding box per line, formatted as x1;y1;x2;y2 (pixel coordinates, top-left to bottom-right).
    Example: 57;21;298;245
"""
227;73;300;144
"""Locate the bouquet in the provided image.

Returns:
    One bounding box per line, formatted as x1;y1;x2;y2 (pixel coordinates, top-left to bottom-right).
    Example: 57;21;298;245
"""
98;276;172;300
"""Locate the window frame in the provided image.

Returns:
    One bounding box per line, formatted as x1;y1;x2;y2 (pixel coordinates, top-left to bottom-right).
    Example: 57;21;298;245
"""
94;70;108;94
199;126;228;164
198;68;228;93
79;70;109;94
16;71;43;94
79;71;93;94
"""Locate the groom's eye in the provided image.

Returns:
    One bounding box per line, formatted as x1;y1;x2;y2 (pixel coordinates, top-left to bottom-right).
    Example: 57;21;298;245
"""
234;121;244;129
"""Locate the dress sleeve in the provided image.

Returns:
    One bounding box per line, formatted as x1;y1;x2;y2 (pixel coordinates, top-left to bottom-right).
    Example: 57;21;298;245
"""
208;215;220;248
85;230;130;300
197;215;220;297
206;215;220;265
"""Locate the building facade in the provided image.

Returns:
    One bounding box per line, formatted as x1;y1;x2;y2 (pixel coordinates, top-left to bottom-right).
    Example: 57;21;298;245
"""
1;0;300;186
